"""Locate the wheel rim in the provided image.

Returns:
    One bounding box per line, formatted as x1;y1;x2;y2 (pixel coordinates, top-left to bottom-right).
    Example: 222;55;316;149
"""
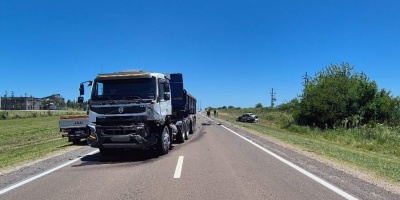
162;128;170;151
182;122;187;139
182;122;186;140
186;122;190;137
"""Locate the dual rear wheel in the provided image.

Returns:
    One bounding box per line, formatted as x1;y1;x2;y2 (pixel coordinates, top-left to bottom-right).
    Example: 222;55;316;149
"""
176;121;189;143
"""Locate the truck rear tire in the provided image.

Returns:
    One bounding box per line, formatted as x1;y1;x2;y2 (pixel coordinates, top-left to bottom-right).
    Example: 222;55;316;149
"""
189;118;196;134
157;126;170;155
176;122;186;144
184;120;189;140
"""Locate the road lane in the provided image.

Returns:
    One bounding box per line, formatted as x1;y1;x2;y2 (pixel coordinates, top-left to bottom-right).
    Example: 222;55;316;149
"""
174;115;346;200
219;122;356;199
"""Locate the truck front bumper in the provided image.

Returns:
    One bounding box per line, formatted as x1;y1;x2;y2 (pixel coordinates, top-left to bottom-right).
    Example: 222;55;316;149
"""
87;125;157;149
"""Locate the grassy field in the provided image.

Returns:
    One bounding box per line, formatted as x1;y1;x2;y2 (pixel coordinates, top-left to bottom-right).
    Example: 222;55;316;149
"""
0;110;85;173
216;109;400;184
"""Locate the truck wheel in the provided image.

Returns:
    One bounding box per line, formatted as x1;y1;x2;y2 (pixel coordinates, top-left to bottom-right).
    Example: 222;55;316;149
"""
189;118;196;134
157;126;170;155
99;148;114;156
176;122;186;144
184;121;190;140
72;139;80;145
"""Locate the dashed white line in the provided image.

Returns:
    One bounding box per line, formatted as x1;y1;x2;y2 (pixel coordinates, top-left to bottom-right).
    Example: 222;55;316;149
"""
174;156;184;178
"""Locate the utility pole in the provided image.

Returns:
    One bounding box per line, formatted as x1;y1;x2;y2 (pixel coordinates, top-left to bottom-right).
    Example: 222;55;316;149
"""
3;91;7;111
270;88;276;107
302;72;310;99
11;91;15;110
302;72;309;85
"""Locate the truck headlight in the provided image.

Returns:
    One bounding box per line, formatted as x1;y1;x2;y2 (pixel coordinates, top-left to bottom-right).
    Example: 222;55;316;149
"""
87;125;97;140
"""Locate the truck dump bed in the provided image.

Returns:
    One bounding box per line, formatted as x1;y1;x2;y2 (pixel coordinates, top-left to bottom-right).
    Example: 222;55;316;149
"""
169;73;196;114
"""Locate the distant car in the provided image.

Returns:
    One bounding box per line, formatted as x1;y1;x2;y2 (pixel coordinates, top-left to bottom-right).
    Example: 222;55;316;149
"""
236;113;259;123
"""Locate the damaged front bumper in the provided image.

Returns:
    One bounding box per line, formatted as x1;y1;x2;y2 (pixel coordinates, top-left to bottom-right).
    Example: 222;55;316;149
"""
87;124;157;150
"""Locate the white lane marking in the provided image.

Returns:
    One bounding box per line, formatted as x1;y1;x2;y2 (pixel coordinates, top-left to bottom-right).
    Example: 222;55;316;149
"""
201;114;358;200
0;149;99;195
174;156;184;178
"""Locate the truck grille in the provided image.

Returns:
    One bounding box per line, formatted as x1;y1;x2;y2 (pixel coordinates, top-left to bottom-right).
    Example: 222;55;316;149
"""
90;106;146;114
102;128;137;135
96;116;147;126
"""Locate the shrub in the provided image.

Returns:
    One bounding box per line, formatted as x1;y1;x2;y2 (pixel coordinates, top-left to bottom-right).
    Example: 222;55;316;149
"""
0;111;8;119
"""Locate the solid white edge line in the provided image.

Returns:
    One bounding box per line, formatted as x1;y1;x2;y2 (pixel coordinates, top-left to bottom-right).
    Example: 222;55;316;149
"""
0;149;99;195
201;114;358;200
174;156;184;178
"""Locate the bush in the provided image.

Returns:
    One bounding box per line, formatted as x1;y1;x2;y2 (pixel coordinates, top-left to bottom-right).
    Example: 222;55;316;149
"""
0;111;8;119
296;63;400;128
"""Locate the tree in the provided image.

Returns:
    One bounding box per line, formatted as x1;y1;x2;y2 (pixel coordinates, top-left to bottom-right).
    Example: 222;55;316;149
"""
277;98;300;113
255;103;263;108
295;63;399;128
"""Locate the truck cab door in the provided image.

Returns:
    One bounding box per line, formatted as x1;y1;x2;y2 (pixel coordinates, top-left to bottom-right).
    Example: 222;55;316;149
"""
158;79;172;116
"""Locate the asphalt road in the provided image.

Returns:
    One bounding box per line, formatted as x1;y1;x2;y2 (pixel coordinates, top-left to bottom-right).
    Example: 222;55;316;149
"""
1;113;399;200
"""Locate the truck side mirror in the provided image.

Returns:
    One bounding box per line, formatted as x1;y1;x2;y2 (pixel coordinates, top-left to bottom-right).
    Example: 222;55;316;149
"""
164;93;170;100
164;83;170;92
79;83;85;96
78;96;84;103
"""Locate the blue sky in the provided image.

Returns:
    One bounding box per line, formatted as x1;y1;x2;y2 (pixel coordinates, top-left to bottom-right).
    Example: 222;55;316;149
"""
1;0;400;109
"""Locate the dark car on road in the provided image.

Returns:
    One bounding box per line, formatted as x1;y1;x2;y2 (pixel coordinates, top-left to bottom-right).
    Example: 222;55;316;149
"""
236;113;259;123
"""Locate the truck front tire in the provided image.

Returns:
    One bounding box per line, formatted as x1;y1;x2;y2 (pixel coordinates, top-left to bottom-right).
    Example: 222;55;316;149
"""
99;148;114;156
157;126;170;155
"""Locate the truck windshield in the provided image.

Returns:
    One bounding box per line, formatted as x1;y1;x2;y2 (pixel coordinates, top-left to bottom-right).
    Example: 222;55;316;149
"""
91;77;156;101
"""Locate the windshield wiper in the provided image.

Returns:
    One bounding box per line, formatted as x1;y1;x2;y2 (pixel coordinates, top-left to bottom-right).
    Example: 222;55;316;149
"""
128;95;144;102
105;96;116;104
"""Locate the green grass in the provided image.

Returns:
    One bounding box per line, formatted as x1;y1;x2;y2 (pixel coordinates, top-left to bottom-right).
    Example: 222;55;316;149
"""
217;109;400;183
0;111;84;172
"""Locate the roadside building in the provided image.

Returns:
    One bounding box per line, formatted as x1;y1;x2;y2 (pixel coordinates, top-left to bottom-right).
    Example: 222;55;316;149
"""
1;94;64;110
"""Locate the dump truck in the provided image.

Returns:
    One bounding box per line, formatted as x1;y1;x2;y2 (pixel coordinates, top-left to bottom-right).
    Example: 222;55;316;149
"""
78;70;196;155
